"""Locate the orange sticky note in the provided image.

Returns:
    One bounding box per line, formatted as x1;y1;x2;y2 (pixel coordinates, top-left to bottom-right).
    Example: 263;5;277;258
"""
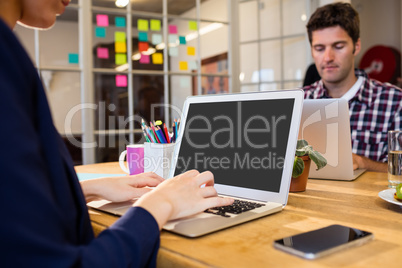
179;61;188;70
187;46;195;56
152;53;163;64
138;42;149;52
115;42;127;53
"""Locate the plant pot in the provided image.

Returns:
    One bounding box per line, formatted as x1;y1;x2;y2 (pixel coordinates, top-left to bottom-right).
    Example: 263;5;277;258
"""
289;155;311;192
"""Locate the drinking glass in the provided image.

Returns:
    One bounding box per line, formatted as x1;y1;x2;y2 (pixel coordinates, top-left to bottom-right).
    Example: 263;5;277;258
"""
388;130;402;188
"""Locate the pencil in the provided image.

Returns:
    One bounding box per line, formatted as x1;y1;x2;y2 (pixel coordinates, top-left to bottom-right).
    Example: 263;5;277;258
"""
163;123;171;143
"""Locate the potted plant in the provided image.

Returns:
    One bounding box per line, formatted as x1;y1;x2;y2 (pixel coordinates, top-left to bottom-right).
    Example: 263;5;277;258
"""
289;139;327;192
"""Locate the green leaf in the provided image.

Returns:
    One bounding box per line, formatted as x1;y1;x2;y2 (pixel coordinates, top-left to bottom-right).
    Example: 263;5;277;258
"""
296;139;308;149
292;156;305;178
308;150;327;170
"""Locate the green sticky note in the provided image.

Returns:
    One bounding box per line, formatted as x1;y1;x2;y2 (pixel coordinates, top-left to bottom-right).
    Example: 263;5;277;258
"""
189;20;197;30
138;19;149;31
150;19;161;31
179;36;186;45
115;53;127;65
115;31;126;42
138;32;148;42
95;27;106;38
68;53;79;64
115;17;126;27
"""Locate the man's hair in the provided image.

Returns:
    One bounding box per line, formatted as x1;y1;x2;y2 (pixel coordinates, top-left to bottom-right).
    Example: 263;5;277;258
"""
306;2;360;44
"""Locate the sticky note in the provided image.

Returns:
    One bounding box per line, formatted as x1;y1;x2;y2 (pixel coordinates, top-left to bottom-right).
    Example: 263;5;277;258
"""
189;21;197;30
138;32;148;42
168;35;177;45
115;32;126;42
138;42;149;52
188;60;197;70
96;14;109;27
180;77;191;88
169;25;178;34
68;53;79;64
169;47;178;57
116;75;127;87
97;47;109;59
179;36;186;45
115;42;127;53
138;19;149;31
95;27;106;38
179;61;188;70
115;17;126;27
115;54;127;65
187;46;195;56
140;54;150;64
152;53;163;64
152;34;162;45
150;19;161;31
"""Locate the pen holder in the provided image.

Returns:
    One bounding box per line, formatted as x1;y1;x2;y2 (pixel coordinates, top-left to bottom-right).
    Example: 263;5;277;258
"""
144;142;175;179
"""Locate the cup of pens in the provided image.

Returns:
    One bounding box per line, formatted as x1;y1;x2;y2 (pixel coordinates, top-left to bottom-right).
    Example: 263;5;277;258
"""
141;119;179;178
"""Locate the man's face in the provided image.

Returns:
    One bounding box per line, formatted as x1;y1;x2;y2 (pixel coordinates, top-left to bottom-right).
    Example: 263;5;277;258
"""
311;25;360;86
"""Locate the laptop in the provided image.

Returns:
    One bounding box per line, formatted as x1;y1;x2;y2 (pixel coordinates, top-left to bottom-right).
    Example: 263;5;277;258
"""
88;90;304;237
299;99;365;181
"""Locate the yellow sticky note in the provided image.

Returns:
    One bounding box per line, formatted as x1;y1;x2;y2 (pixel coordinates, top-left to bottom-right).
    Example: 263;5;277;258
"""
150;19;161;31
152;53;163;64
115;42;127;53
138;19;149;31
115;32;126;42
115;53;127;65
187;46;195;56
179;61;188;70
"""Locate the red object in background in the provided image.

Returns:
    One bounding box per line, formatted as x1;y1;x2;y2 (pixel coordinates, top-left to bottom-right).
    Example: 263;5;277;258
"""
359;45;401;84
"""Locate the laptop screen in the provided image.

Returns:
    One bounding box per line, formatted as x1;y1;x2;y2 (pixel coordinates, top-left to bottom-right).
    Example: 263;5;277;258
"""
174;98;294;193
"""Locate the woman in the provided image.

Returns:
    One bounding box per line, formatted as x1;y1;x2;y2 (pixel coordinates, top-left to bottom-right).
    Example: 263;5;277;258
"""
0;0;233;267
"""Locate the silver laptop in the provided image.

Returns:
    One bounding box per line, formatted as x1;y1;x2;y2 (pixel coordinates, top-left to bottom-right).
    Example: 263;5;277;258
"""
299;99;365;181
89;90;304;237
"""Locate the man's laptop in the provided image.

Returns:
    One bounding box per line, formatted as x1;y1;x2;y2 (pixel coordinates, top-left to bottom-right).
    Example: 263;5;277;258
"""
299;99;365;181
89;90;304;237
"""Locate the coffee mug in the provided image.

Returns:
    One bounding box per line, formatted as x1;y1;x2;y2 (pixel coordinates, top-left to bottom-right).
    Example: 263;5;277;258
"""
119;144;144;175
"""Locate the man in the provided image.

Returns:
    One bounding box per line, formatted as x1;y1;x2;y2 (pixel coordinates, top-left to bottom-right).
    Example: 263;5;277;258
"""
303;2;402;172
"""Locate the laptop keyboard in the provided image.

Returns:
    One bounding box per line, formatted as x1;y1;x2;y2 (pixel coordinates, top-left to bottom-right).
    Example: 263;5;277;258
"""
204;199;265;218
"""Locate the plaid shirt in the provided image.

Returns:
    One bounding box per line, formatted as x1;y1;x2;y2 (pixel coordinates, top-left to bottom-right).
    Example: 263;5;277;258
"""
302;69;402;162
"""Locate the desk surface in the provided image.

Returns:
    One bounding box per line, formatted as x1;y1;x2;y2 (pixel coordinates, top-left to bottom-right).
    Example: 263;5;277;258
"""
76;163;402;268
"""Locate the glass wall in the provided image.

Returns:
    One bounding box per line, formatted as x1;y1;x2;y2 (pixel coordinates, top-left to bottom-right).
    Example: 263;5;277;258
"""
238;0;310;92
14;0;231;164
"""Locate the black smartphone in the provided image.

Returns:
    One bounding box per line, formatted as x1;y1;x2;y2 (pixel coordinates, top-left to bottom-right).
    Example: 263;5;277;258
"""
273;224;374;259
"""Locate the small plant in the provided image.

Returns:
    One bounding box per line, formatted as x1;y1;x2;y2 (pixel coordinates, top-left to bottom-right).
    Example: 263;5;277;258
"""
292;139;327;178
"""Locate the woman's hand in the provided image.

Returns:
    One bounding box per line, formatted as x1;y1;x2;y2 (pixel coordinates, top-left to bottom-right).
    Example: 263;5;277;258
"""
80;172;164;203
134;170;234;229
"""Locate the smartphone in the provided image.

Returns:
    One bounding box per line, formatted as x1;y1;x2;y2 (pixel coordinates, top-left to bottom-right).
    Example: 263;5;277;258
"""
273;224;374;259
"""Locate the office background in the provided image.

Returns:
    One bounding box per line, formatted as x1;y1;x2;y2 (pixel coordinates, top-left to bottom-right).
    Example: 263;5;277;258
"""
13;0;402;165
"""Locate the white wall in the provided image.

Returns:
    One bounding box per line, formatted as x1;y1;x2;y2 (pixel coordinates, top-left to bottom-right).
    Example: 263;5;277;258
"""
352;0;401;68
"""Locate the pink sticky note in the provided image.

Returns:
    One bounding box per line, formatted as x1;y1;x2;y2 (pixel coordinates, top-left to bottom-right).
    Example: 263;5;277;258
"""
140;54;150;64
96;14;109;27
169;25;178;34
97;47;109;59
116;75;127;87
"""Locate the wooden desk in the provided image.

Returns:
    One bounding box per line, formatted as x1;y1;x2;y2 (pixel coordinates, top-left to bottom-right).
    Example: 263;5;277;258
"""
76;163;402;267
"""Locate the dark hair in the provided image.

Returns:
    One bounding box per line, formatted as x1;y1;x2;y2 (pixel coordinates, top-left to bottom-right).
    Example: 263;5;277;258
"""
306;2;360;44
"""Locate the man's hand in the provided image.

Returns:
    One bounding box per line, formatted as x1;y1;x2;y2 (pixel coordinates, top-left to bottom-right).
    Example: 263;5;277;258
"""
352;154;387;173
